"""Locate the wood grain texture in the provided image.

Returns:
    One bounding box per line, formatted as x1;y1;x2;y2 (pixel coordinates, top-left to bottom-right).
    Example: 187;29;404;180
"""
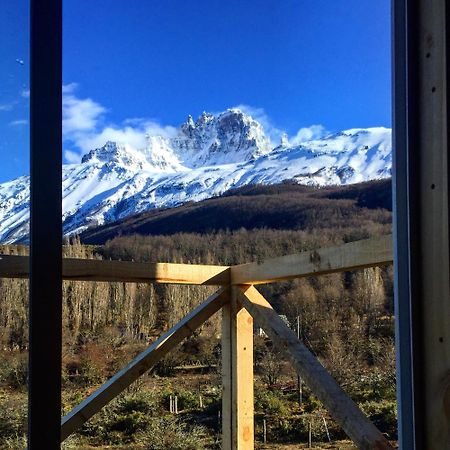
222;288;254;450
0;254;230;285
232;289;254;450
221;302;232;450
231;234;392;285
61;288;230;441
238;285;393;450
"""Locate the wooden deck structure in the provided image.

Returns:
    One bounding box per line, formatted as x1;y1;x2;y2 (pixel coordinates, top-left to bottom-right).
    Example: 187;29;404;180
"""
1;234;395;449
21;0;450;447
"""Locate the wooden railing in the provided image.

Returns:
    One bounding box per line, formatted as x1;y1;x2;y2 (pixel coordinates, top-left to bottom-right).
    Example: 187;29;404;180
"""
0;234;394;450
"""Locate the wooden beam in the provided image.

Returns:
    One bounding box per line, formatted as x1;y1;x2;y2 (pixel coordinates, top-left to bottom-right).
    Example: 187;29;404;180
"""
222;288;254;450
231;234;392;285
0;235;391;286
221;301;232;450
0;254;230;285
238;285;393;450
61;288;229;441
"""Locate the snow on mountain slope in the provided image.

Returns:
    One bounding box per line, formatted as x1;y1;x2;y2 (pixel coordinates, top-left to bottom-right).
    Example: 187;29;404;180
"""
0;109;392;243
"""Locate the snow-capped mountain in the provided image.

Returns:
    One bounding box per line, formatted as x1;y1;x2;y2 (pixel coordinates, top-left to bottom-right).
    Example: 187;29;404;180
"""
0;109;392;243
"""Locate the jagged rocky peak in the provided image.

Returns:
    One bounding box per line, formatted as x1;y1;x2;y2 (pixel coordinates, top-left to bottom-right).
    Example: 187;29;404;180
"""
180;115;195;138
180;111;215;137
81;141;146;167
78;108;273;172
81;141;118;163
176;108;271;166
197;111;215;125
215;108;271;157
0;121;393;243
216;109;260;136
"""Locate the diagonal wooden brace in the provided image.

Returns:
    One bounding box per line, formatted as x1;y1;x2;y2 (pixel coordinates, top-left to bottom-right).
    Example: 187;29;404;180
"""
237;284;394;450
61;287;230;441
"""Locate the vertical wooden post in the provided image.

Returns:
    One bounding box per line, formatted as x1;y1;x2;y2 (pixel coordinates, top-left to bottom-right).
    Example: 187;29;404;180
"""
308;421;312;448
296;315;303;406
222;302;232;450
222;287;254;450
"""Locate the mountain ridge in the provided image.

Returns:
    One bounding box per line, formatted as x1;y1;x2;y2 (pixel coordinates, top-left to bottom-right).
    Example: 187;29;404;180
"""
0;108;392;243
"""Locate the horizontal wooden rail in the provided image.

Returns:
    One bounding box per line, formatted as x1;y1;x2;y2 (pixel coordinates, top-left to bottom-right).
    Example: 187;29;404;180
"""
231;234;392;285
0;254;230;285
61;287;230;441
0;235;392;285
238;285;393;450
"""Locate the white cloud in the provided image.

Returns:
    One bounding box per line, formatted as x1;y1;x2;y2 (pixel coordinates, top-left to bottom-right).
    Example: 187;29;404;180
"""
21;89;30;98
64;149;82;164
76;122;177;153
61;83;327;164
62;84;178;159
63;87;106;135
290;124;327;145
144;121;178;139
76;126;147;152
62;83;79;94
9;119;28;126
0;102;15;111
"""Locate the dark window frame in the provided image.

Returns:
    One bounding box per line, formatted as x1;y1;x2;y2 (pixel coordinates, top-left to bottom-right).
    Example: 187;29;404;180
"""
27;0;448;448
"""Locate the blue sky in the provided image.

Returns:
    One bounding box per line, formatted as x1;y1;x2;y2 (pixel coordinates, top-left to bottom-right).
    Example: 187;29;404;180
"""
0;0;391;182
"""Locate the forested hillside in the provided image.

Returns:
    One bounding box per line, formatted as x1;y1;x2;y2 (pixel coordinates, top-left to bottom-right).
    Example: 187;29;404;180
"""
81;179;391;244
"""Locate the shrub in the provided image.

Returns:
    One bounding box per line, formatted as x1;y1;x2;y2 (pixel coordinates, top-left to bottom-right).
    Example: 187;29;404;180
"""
136;416;208;450
1;435;27;450
360;400;397;438
116;391;158;415
350;369;396;403
0;352;28;390
0;395;27;443
78;390;161;444
255;389;289;416
153;352;180;377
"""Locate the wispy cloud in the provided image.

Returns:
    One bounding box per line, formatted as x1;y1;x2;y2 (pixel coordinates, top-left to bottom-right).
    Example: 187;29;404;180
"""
61;84;328;164
9;119;28;126
0;89;29;112
63;84;106;135
64;149;82;164
1;88;29;113
290;124;327;145
0;102;15;112
229;104;327;146
62;84;178;163
75;122;178;153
